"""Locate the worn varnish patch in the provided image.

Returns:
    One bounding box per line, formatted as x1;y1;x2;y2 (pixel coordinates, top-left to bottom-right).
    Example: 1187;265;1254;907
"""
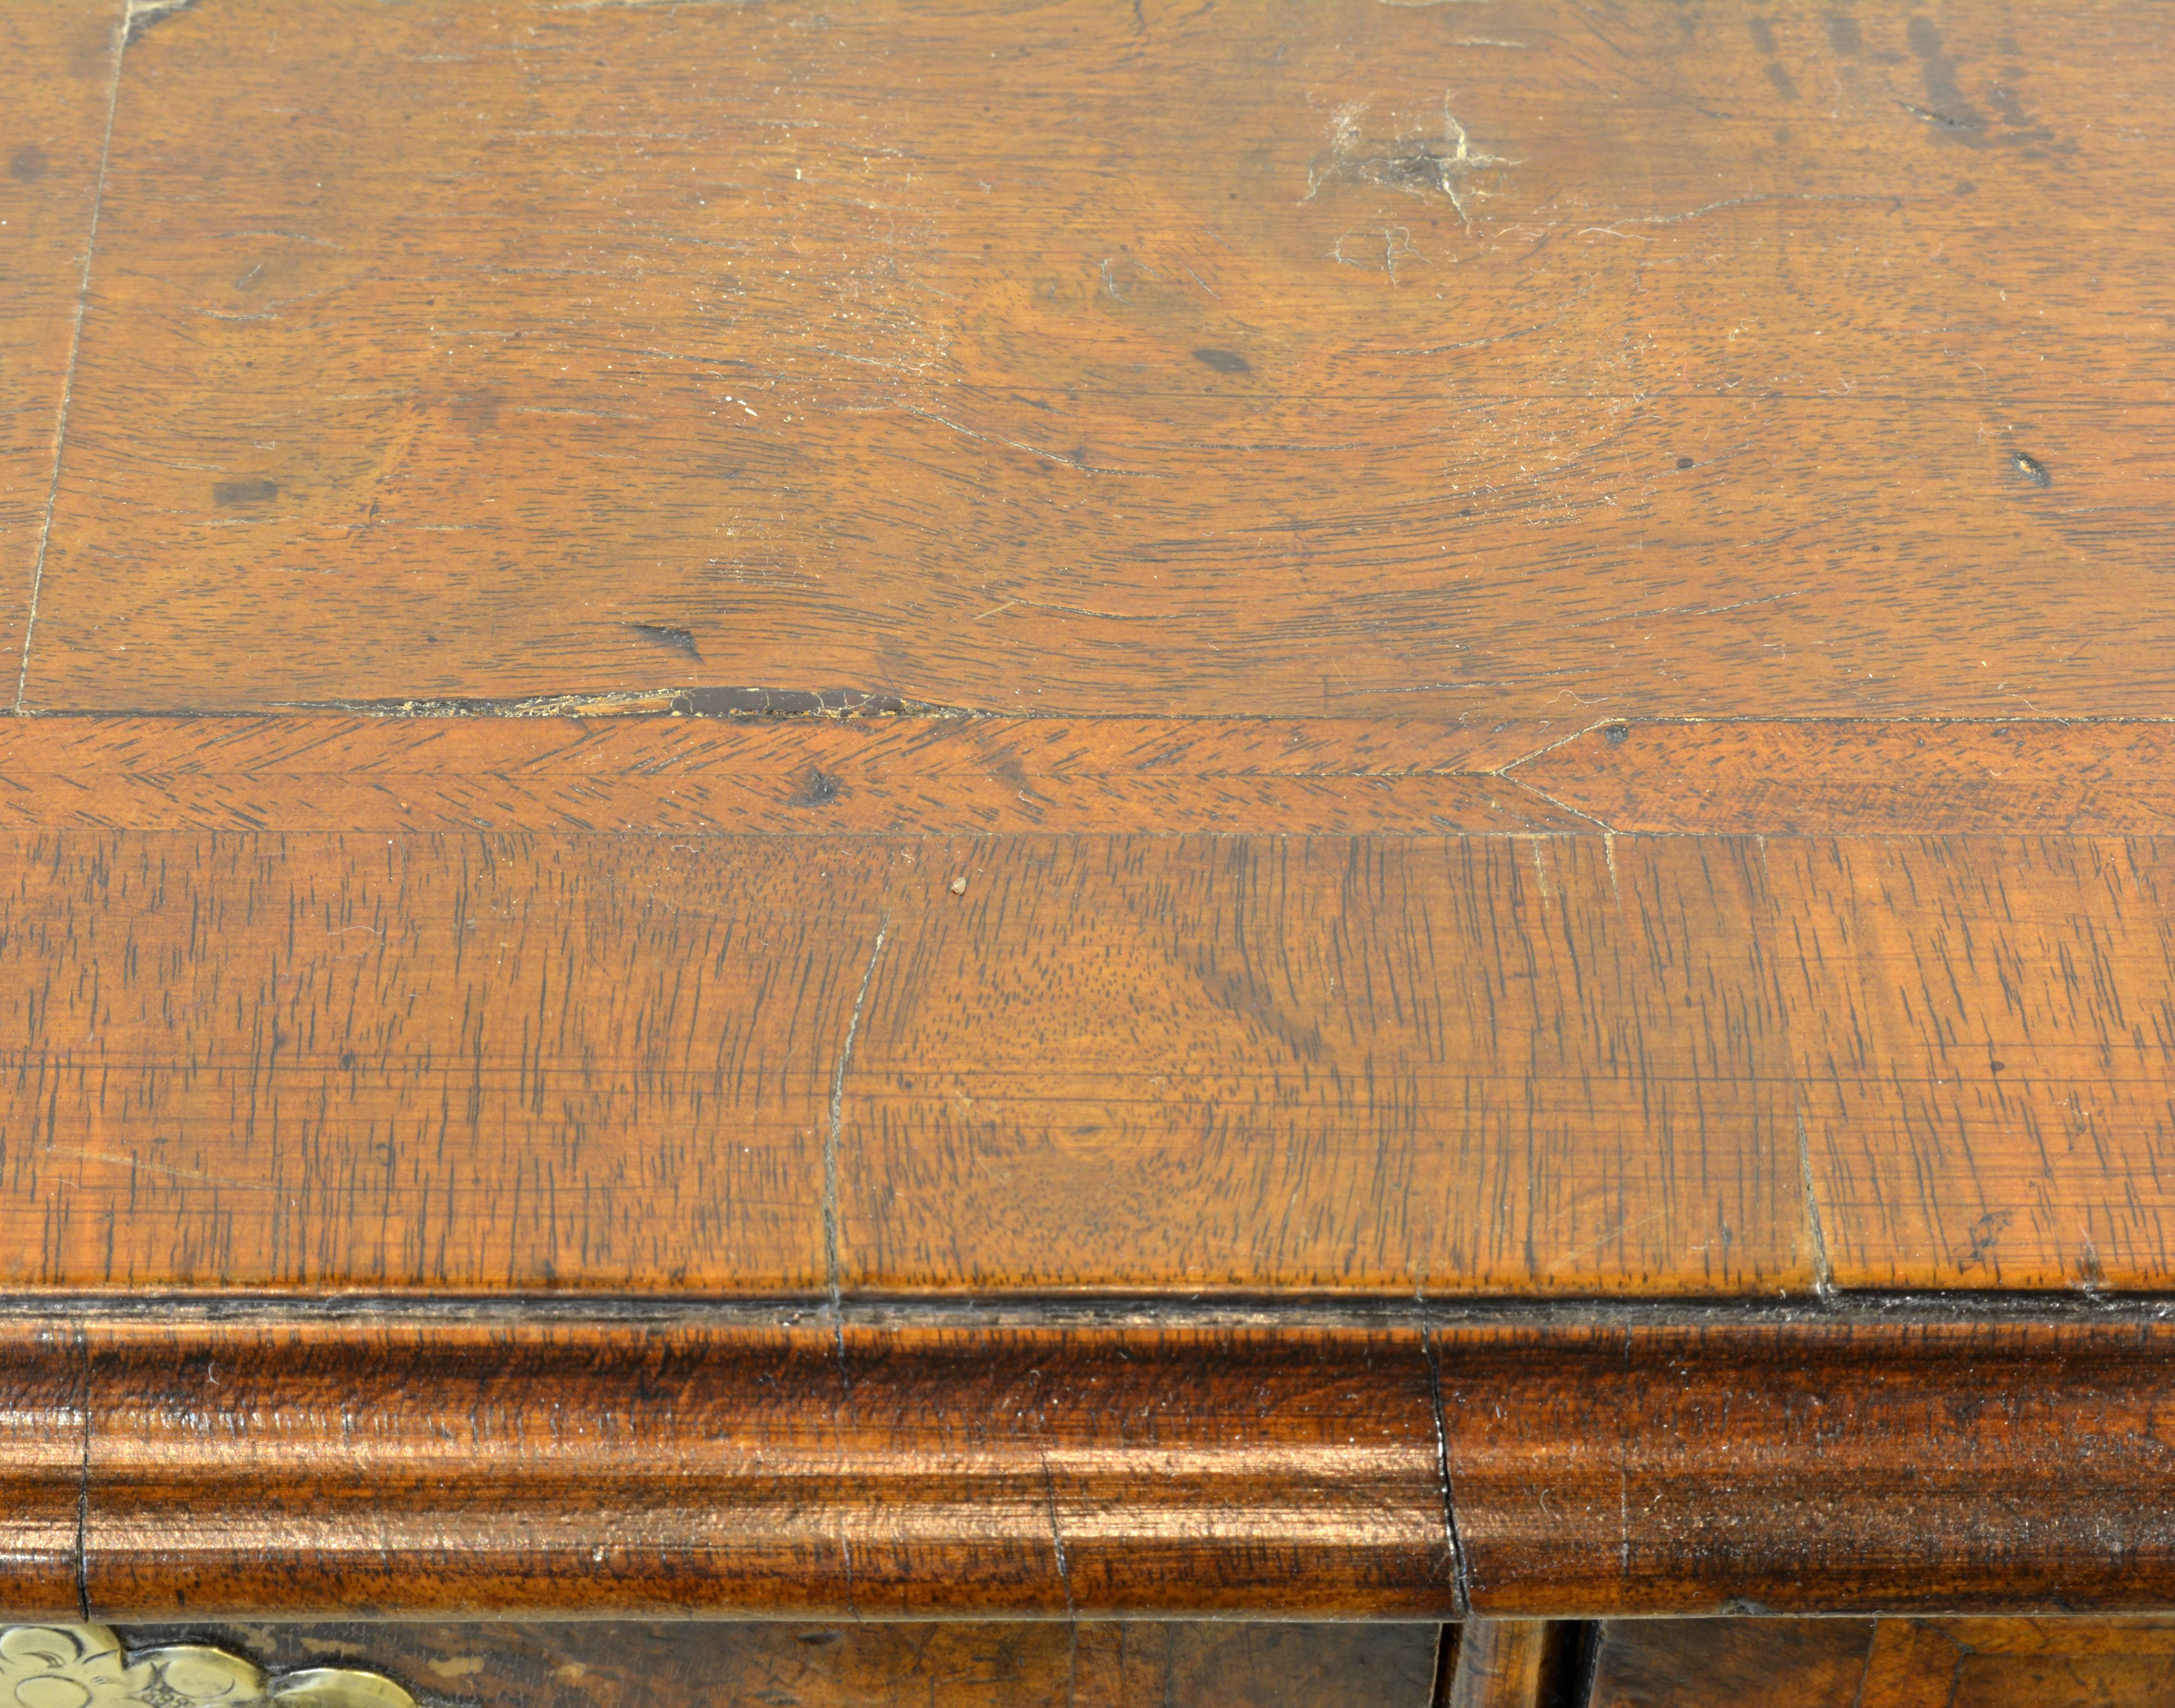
13;0;2174;717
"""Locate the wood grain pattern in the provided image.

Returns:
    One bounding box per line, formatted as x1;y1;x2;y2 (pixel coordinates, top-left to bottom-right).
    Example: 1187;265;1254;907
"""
1777;836;2175;1289
15;0;2174;719
1445;1621;1560;1708
108;1620;1445;1708
1516;722;2175;835
841;830;1802;1292
1584;1619;2175;1708
79;1313;1450;1619
0;0;122;699
0;818;1810;1293
14;737;2175;1294
0;713;1586;835
6;1309;2175;1617
1583;1620;1873;1708
1857;1621;1969;1708
0;830;898;1289
1441;1319;2175;1616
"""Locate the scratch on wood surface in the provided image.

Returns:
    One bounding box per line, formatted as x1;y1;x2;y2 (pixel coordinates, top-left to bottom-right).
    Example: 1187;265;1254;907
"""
43;1146;270;1196
1309;95;1512;225
826;915;889;1312
1796;1103;1835;1300
255;687;968;719
1578;192;1914;237
14;1;126;713
1043;1456;1078;1629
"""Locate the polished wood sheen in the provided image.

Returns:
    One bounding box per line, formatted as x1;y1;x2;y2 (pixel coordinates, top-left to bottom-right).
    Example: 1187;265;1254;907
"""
0;1305;2168;1620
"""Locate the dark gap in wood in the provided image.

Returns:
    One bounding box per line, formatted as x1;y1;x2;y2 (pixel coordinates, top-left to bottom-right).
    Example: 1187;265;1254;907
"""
1540;1621;1603;1708
1429;1623;1462;1708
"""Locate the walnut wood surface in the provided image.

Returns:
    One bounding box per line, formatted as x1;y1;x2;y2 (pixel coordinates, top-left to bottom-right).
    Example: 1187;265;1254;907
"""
12;713;2175;1293
107;1621;1444;1708
5;0;2168;719
1520;722;2175;836
3;0;2175;1635
1439;1317;2175;1615
1584;1620;1874;1708
1586;1618;2175;1708
76;1312;1450;1618
0;712;1586;834
0;1307;2153;1618
3;817;1807;1296
0;0;120;699
0;0;2162;1303
1445;1621;1564;1708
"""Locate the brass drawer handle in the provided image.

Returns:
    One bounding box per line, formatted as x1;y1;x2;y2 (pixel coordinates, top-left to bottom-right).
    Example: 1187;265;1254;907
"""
1;1627;414;1708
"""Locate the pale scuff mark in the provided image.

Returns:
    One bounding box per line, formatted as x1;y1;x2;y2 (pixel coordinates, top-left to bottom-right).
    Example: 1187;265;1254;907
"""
1329;225;1424;282
123;0;199;44
1308;95;1513;226
1578;191;1914;238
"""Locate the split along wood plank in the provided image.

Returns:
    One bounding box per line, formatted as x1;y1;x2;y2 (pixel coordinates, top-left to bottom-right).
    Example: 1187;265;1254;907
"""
18;0;2175;719
0;0;123;700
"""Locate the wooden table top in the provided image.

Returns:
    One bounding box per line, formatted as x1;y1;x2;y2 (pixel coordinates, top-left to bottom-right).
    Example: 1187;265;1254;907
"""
3;0;2172;1626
